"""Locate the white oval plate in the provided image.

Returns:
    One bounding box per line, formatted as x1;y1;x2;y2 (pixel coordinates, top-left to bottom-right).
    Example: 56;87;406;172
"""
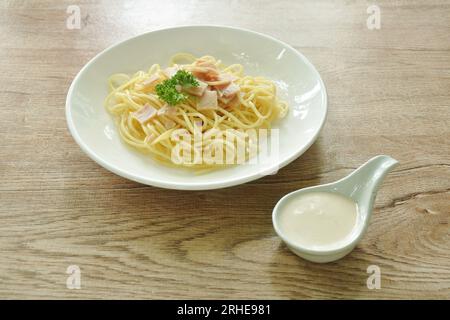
66;26;327;190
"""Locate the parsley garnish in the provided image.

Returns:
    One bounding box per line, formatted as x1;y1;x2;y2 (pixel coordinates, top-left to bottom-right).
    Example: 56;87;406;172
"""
155;70;199;105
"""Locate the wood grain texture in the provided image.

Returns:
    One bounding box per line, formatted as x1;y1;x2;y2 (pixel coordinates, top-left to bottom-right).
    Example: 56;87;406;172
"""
0;0;449;299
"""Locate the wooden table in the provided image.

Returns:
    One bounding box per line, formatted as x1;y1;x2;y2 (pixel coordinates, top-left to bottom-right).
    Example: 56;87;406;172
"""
0;0;449;299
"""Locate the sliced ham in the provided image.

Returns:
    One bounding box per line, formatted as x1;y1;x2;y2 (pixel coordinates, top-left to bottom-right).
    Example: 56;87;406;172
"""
220;94;240;109
163;65;180;78
192;69;220;81
135;74;160;91
157;104;177;117
196;59;216;68
183;80;208;96
161;117;176;129
220;82;240;98
132;104;157;124
191;61;220;81
213;73;238;90
218;95;233;105
197;90;218;110
216;81;240;104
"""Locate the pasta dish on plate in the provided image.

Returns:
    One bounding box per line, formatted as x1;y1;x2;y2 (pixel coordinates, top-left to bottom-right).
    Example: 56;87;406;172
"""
104;53;288;171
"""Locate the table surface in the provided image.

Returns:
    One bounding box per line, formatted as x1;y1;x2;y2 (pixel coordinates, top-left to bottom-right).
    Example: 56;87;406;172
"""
0;0;449;299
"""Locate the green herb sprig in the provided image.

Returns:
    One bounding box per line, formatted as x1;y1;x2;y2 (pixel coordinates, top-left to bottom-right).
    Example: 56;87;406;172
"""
155;70;199;105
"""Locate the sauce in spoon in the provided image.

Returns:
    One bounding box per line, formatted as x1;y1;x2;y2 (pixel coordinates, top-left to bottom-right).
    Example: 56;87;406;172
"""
278;192;359;250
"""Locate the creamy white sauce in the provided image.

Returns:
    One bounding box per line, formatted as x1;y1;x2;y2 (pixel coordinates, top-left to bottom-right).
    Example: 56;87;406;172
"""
278;192;358;249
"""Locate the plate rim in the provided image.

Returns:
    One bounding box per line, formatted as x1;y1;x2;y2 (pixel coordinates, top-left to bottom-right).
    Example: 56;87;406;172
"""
65;25;328;190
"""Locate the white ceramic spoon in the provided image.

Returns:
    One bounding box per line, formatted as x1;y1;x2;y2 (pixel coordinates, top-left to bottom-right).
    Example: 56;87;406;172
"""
272;155;398;263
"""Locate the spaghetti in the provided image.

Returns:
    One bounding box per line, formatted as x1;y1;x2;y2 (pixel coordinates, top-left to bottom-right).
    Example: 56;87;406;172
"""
104;53;288;170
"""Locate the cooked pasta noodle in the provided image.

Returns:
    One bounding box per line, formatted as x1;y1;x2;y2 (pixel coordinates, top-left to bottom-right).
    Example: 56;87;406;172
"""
104;53;288;170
